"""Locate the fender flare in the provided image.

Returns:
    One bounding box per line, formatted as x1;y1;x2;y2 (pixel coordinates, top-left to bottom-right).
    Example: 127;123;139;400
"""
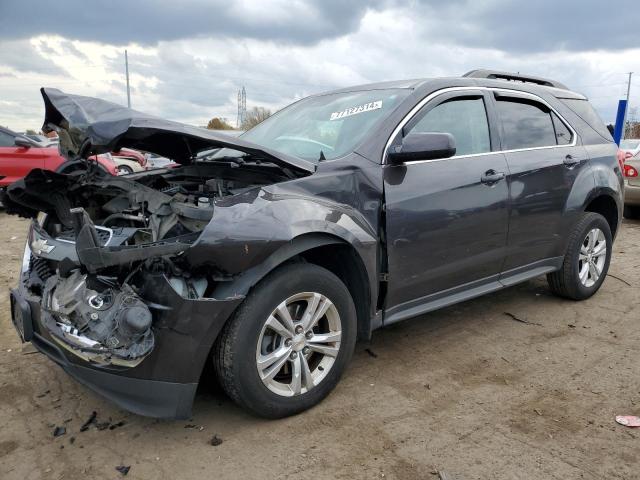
211;233;346;299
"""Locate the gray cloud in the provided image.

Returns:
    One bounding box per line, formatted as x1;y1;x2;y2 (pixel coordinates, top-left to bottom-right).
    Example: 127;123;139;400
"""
0;0;386;46
0;40;69;76
1;0;638;55
412;0;640;53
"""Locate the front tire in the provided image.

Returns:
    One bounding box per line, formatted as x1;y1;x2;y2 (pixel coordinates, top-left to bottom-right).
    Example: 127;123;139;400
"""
547;212;612;300
214;262;357;418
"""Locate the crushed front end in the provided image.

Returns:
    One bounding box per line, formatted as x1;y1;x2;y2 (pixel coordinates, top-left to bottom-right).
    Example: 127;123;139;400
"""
7;167;255;418
6;87;314;418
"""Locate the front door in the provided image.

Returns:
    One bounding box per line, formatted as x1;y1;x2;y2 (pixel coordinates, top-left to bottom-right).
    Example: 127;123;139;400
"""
383;90;509;322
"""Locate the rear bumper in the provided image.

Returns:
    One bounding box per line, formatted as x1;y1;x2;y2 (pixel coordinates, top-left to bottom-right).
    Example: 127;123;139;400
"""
624;180;640;206
10;252;242;419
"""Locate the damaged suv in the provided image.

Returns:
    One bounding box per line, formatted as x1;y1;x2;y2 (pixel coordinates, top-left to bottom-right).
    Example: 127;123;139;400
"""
7;70;623;419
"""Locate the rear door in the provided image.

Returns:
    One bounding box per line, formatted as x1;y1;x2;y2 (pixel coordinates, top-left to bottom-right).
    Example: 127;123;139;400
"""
383;90;510;321
0;132;46;186
493;92;589;272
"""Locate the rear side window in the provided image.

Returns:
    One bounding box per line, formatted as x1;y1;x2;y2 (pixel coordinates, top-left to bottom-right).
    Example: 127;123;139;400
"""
408;97;491;155
560;98;612;141
0;131;15;147
496;98;557;149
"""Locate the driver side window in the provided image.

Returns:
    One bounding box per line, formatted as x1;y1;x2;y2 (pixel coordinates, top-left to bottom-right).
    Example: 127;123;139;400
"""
0;131;16;147
407;97;491;156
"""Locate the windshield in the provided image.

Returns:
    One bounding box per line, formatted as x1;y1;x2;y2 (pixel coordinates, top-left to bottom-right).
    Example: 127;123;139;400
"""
621;140;640;150
240;89;411;162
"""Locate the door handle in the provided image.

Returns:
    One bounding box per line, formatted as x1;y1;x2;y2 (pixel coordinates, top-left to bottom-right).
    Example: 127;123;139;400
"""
481;170;505;185
563;154;580;168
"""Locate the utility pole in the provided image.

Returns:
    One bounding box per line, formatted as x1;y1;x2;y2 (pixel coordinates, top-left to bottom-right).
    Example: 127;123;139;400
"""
622;72;633;140
125;49;131;108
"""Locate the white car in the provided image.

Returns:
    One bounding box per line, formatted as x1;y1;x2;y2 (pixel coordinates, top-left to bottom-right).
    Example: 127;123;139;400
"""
621;139;640;219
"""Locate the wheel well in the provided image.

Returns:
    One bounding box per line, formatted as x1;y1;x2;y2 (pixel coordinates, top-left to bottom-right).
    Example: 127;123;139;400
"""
298;244;372;341
585;195;619;238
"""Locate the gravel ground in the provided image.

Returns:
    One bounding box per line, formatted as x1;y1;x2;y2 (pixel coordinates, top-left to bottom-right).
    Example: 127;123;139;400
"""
0;211;639;480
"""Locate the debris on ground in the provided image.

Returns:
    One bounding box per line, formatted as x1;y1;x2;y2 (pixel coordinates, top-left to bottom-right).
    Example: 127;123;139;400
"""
438;471;454;480
69;436;75;444
80;411;97;432
115;465;131;476
36;390;50;398
184;424;204;431
96;421;111;431
364;348;378;358
616;415;640;427
109;421;126;430
52;426;66;437
607;274;632;287
503;312;542;326
210;435;223;446
534;409;543;416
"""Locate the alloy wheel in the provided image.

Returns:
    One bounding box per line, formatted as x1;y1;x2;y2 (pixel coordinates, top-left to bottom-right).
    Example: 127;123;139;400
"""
578;227;607;288
256;292;342;397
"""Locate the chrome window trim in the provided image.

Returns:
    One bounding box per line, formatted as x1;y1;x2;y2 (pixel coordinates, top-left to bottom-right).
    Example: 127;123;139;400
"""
383;86;578;165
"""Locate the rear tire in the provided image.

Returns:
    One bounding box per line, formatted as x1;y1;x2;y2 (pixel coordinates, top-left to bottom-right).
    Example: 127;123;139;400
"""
214;262;357;418
623;205;640;220
547;212;612;300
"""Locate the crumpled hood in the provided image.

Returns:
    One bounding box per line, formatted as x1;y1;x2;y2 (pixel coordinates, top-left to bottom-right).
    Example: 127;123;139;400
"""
41;87;315;173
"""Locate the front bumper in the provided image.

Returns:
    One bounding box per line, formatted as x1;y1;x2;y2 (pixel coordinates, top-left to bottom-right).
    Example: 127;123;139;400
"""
10;246;243;419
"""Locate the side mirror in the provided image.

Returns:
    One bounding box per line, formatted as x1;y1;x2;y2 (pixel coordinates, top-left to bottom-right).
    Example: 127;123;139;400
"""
14;137;34;148
387;132;456;164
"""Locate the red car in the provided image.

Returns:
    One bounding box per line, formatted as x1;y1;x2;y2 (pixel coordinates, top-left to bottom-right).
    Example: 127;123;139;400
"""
0;126;118;197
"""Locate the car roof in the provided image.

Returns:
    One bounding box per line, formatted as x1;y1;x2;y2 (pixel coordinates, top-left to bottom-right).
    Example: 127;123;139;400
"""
313;75;587;101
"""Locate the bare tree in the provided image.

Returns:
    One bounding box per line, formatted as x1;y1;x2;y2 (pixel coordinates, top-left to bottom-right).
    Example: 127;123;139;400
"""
241;107;272;130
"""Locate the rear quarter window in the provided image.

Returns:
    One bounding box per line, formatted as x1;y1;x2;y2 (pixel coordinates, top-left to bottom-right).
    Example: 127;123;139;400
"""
560;98;612;141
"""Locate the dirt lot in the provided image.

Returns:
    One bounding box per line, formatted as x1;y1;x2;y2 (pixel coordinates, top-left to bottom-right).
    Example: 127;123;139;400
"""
0;212;639;480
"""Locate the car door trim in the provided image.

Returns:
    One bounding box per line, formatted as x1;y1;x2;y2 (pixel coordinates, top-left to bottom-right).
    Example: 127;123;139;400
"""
383;86;578;165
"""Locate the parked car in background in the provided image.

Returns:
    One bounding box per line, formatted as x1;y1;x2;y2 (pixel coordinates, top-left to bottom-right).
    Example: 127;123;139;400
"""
23;134;54;146
621;140;640;218
0;126;118;204
620;139;640;158
145;152;177;169
111;148;147;174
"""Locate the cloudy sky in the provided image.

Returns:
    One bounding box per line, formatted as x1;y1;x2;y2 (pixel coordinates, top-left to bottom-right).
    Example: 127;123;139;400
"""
0;0;639;132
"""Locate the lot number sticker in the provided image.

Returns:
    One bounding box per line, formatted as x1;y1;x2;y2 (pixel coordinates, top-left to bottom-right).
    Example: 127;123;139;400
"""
330;100;382;121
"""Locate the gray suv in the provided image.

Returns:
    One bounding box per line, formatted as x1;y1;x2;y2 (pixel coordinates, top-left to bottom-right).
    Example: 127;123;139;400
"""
7;69;623;419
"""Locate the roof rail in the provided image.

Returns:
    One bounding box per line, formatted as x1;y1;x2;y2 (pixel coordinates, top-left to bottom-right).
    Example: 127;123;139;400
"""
462;69;568;90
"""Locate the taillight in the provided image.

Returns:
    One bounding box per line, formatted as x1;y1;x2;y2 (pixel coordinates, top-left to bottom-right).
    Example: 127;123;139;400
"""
617;149;626;170
624;164;638;177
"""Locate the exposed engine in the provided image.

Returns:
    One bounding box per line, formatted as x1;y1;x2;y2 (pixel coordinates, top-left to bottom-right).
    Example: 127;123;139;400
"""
41;271;154;365
9;161;291;366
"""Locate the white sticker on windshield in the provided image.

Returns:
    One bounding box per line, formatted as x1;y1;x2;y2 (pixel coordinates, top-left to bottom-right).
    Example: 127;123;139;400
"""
330;100;382;121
